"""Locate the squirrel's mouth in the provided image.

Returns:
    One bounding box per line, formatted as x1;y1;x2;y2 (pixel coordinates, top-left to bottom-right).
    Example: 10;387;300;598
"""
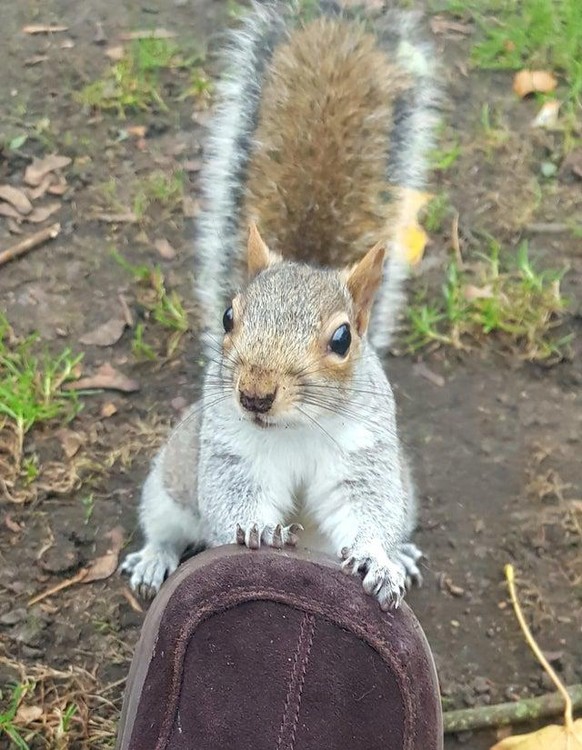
252;414;272;429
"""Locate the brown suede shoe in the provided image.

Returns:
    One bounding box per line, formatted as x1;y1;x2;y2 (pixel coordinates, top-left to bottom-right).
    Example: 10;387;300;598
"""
117;546;442;750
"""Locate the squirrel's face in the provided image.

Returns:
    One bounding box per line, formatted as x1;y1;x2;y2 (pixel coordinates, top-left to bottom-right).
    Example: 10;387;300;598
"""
216;225;385;429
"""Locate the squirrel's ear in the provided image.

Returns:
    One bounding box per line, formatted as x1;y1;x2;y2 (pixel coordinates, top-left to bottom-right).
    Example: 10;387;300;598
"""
345;241;385;335
247;222;273;278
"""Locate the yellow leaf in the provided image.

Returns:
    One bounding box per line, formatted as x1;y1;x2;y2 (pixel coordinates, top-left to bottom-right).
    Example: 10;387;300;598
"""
394;187;432;265
397;223;428;265
490;719;582;749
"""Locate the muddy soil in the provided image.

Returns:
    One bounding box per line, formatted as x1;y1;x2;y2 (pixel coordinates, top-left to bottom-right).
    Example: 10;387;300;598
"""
0;2;580;749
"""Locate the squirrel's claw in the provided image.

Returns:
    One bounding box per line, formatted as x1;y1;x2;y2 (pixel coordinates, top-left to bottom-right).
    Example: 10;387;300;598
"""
340;546;409;610
235;522;304;550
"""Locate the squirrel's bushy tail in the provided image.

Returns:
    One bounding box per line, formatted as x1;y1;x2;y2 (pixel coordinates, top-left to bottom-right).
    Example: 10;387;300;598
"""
194;2;440;354
194;3;289;347
368;10;441;353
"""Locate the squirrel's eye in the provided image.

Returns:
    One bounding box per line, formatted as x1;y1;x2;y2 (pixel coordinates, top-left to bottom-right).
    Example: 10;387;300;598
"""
329;324;351;357
223;306;234;333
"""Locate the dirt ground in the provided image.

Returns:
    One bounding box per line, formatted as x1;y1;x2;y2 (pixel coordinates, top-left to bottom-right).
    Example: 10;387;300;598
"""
0;1;580;748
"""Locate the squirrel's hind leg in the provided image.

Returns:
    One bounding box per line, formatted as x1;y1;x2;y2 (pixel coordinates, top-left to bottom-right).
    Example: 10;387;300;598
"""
120;452;203;599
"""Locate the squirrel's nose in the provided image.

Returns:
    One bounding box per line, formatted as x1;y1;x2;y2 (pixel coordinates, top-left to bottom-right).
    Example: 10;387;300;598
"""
239;389;277;414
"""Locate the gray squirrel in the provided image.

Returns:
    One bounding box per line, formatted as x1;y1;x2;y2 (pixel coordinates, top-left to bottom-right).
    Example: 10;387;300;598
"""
121;0;439;609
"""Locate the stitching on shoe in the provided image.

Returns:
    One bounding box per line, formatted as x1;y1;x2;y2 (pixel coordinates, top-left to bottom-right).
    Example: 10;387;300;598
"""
153;585;416;750
275;613;316;750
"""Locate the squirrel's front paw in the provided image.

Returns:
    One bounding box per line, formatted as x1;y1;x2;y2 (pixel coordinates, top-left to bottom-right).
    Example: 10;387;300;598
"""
119;545;179;599
236;522;303;550
340;547;407;611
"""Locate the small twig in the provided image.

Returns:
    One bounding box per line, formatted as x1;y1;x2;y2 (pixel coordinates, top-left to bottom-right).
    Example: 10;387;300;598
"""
28;568;88;607
526;223;575;234
451;211;463;268
443;685;582;734
0;222;61;267
505;564;575;731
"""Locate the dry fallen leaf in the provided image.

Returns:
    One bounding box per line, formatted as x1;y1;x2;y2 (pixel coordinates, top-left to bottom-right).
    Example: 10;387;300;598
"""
513;70;558;98
531;100;561;129
56;428;84;459
22;24;69;34
25;202;61;223
126;125;147;138
393;187;433;265
4;514;23;533
79;316;127;347
83;526;125;583
26;174;55;200
0;202;23;220
0;185;33;215
24;155;72;187
490;721;582;749
15;704;44;723
105;45;125;61
154;237;177;260
100;402;118;418
64;362;140;393
398;224;429;265
47;180;68;196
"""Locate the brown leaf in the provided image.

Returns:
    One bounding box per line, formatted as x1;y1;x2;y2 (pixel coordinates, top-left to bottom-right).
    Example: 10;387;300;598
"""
22;24;69;34
0;185;33;215
490;719;582;749
105;45;125;62
126;125;147;138
26;174;55;200
25;203;61;223
7;219;24;235
79;316;127;346
47;180;68;196
100;401;118;418
0;202;23;220
24;155;72;187
121;587;144;613
16;704;44;723
4;514;23;533
513;70;558;98
28;568;88;606
83;526;125;583
55;428;85;459
154;237;177;259
64;363;140;393
118;293;134;327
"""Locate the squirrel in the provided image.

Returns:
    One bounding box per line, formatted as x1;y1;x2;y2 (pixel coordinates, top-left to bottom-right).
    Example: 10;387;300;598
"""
121;0;439;609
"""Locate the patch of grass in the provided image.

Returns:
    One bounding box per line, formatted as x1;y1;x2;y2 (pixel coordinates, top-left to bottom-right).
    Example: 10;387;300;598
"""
421;192;452;233
80;493;95;524
132;170;184;219
131;323;157;361
112;251;190;356
0;314;82;451
0;683;34;749
430;138;461;172
76;37;187;117
439;0;582;108
407;240;570;361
